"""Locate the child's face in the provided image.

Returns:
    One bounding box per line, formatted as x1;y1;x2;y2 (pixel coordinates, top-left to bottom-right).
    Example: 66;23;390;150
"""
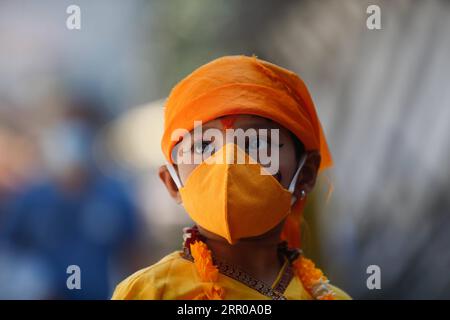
159;114;321;242
174;115;299;189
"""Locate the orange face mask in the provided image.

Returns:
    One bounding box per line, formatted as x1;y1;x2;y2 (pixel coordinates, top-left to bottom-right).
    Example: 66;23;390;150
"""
167;143;307;244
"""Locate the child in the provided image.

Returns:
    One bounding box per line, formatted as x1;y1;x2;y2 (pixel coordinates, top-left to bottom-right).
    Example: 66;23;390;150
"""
112;55;351;300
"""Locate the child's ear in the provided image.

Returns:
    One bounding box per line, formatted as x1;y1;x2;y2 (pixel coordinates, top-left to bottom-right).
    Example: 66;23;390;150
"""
158;165;182;204
293;150;321;198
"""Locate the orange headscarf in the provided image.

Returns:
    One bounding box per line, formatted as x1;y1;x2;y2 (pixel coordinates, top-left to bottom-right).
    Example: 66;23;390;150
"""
161;55;333;248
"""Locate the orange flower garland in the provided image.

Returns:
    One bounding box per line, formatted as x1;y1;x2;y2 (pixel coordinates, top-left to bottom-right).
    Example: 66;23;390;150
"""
293;256;336;300
190;241;225;300
189;238;335;300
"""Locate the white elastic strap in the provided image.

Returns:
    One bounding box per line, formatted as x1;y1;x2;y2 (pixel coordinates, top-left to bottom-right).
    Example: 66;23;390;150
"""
288;154;307;204
166;162;183;189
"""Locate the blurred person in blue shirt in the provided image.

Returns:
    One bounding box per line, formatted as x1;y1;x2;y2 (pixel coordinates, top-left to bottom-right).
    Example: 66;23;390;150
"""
1;100;141;299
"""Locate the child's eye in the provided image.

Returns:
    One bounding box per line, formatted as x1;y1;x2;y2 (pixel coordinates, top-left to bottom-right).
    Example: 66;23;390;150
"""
193;140;214;155
248;136;268;151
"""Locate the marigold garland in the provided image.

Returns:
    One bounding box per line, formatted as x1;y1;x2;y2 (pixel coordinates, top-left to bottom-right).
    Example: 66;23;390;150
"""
293;256;336;300
188;237;335;300
190;241;225;300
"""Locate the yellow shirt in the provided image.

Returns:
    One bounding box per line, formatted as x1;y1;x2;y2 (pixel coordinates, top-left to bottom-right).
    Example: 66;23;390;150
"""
112;251;351;300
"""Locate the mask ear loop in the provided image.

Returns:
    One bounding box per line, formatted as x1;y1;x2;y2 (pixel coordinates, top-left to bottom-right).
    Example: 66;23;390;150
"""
166;162;183;189
288;153;307;205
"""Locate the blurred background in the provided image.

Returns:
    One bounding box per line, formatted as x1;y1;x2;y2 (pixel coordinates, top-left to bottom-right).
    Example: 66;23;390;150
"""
0;0;449;299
